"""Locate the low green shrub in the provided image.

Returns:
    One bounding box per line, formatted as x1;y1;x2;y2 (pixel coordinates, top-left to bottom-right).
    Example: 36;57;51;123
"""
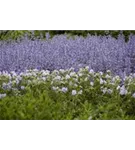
0;68;135;120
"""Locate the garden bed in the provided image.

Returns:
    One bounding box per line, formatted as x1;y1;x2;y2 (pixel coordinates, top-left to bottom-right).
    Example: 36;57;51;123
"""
1;32;135;119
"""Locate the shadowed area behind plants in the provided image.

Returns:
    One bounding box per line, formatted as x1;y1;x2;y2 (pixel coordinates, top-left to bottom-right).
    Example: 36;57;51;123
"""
0;30;134;42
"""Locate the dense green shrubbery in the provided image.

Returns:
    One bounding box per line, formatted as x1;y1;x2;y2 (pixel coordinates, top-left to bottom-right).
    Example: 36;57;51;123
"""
0;30;50;41
67;30;135;42
0;30;31;40
0;30;135;42
1;67;135;120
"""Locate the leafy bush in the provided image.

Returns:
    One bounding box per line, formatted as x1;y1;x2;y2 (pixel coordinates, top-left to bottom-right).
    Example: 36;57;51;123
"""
0;30;69;41
0;68;135;119
1;30;135;42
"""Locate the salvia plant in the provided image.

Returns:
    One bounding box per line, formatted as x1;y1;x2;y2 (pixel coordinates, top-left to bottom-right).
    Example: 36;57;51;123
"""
0;34;135;76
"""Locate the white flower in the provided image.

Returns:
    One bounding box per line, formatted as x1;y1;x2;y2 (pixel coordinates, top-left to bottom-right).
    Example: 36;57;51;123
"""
2;82;12;90
61;87;68;93
79;68;83;72
90;82;94;86
69;67;74;72
115;76;120;80
133;73;135;78
73;78;78;82
103;89;106;94
104;80;107;84
120;90;125;96
84;77;88;81
26;73;32;77
132;93;135;98
124;76;128;81
2;83;7;88
128;78;132;84
8;74;12;80
10;71;17;76
70;72;76;77
100;86;103;90
59;69;65;73
85;66;89;70
99;71;103;76
17;76;22;81
74;84;78;87
89;69;94;74
116;86;120;90
78;90;83;95
3;72;10;78
32;72;37;77
120;86;127;95
54;76;61;80
112;77;116;82
100;78;104;84
52;70;59;75
107;89;113;94
110;82;115;85
107;70;111;74
105;74;111;79
0;93;7;99
20;86;25;90
27;80;32;84
33;69;39;72
42;70;50;76
52;86;59;91
72;90;77;96
61;77;65;81
15;79;19;84
2;93;6;97
37;80;42;84
42;77;46;81
20;72;24;76
2;71;8;75
12;88;18;91
65;74;70;79
78;73;83;77
69;81;73;86
94;73;99;77
6;83;12;89
102;87;107;94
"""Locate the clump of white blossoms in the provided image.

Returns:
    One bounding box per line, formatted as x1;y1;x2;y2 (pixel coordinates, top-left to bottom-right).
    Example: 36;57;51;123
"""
0;93;7;99
90;82;94;86
72;90;77;96
61;87;68;93
120;85;128;95
132;93;135;98
78;90;83;95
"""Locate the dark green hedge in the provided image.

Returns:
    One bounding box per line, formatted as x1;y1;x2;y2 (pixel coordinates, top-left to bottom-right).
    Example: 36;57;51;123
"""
0;30;135;42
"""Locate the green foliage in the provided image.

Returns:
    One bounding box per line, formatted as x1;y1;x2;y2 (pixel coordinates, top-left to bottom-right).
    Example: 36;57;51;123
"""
1;30;135;42
1;68;135;119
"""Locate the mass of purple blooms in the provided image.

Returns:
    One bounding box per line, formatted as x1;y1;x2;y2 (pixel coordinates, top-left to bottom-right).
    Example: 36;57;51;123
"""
0;34;135;76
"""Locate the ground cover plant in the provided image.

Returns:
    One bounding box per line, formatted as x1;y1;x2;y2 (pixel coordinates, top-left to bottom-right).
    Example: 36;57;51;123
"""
1;31;135;120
